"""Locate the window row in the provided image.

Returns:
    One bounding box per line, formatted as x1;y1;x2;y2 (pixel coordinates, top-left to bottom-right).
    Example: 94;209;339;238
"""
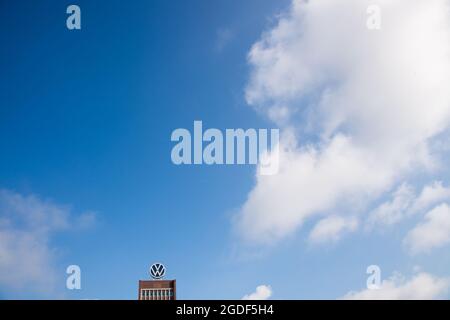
140;289;174;300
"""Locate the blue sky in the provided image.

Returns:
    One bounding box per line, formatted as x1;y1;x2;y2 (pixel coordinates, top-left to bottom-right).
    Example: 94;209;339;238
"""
1;0;450;300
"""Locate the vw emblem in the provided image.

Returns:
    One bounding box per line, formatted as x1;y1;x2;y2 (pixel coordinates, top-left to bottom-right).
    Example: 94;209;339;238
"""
150;263;166;279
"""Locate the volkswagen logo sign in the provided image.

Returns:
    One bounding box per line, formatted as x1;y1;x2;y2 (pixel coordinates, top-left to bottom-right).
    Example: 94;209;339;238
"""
150;263;166;280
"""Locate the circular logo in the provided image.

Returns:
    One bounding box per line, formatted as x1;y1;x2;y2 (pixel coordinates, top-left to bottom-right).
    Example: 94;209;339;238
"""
149;263;166;279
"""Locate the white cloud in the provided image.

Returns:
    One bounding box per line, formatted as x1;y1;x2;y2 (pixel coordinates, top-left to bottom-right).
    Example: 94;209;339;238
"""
0;189;95;297
343;272;450;300
409;181;450;214
236;0;450;245
368;181;450;227
309;215;358;244
404;203;450;254
368;183;415;227
242;285;273;300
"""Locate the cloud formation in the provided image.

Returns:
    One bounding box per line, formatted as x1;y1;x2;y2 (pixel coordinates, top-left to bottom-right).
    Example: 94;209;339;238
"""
0;189;95;297
368;181;450;227
404;203;450;254
242;285;273;300
309;215;358;244
343;271;450;300
237;0;450;245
